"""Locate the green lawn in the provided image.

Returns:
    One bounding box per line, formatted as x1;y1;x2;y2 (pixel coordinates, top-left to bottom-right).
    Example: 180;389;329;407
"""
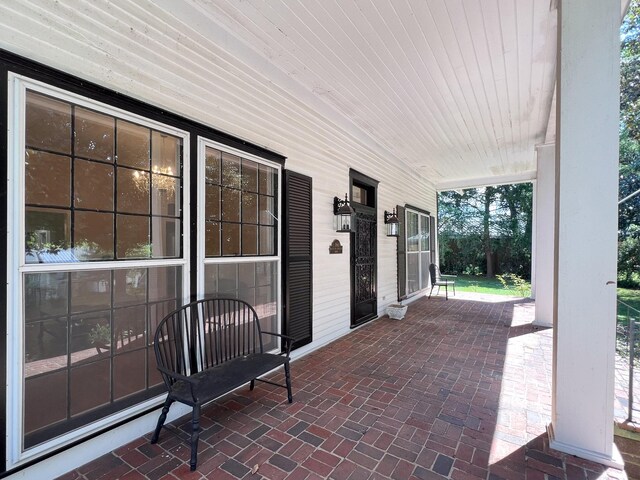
617;287;640;313
453;274;531;297
453;276;640;311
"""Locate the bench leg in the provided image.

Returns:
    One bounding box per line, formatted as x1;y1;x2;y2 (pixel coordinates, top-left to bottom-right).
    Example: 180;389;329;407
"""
151;397;174;444
190;404;201;471
428;285;435;299
250;379;255;391
284;361;293;403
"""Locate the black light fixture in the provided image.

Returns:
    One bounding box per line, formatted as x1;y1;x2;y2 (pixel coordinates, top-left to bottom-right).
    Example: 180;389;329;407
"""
333;194;355;232
384;208;399;237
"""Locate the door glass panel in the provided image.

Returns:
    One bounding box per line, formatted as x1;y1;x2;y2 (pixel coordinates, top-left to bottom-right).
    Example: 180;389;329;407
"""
407;253;419;295
407;211;419;252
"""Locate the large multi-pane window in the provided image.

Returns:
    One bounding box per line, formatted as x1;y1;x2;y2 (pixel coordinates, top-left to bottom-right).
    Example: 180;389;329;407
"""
200;142;280;350
406;210;431;295
12;79;188;454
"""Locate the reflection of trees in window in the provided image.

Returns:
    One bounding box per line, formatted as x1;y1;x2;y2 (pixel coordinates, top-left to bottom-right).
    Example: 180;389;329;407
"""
24;90;182;264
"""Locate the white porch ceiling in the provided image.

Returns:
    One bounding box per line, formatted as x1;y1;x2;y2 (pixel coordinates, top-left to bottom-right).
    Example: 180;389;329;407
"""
1;1;564;187
176;0;559;187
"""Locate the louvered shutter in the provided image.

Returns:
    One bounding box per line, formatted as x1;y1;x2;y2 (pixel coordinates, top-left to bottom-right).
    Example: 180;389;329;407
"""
397;205;407;301
282;170;313;350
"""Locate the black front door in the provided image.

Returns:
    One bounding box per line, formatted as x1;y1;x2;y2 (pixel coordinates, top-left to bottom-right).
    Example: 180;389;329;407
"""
351;205;377;327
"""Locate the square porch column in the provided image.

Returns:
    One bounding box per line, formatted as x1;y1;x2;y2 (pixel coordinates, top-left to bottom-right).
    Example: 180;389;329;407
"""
550;0;622;467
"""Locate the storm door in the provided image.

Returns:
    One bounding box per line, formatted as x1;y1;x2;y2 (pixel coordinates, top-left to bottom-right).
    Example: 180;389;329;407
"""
349;170;378;327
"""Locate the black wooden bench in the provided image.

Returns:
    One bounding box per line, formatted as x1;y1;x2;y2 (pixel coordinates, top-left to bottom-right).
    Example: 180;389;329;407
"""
151;298;294;470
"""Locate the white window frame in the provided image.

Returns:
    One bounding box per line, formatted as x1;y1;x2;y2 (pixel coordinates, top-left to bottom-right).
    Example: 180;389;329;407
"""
196;137;282;338
405;208;431;297
6;73;191;468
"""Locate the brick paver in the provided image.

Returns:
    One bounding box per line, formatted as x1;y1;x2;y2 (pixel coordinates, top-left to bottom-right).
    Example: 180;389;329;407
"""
56;295;628;479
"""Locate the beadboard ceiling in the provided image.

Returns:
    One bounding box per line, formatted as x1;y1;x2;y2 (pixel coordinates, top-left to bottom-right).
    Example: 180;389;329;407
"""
0;1;624;188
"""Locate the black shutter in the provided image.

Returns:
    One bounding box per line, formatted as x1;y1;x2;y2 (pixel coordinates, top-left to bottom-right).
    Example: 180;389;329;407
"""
282;170;313;350
430;215;436;264
397;205;406;301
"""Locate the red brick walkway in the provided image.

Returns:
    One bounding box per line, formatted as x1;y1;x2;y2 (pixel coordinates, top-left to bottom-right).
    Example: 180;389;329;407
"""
56;296;628;479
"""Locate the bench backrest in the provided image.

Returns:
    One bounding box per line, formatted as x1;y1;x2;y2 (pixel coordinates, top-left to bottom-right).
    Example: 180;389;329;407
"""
154;298;264;388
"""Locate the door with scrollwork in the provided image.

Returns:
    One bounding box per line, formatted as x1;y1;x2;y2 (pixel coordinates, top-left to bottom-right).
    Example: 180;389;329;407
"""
351;206;377;327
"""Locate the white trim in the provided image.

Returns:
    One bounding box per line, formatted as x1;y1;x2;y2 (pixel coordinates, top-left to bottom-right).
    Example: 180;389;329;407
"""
5;73;191;469
547;423;624;469
436;171;537;192
196;136;282;333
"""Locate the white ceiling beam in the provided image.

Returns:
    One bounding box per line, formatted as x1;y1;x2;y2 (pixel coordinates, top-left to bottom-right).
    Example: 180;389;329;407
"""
435;170;537;192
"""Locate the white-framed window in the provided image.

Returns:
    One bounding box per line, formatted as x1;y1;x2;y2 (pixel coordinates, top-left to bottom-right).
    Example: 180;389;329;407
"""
6;73;190;466
406;209;431;296
197;138;281;350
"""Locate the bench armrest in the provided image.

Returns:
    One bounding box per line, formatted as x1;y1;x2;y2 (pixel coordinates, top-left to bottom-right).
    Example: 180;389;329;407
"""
440;274;457;279
261;331;295;357
157;365;201;403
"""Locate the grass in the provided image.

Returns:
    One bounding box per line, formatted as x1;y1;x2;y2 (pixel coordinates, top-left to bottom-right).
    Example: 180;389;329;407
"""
617;287;640;312
454;274;531;297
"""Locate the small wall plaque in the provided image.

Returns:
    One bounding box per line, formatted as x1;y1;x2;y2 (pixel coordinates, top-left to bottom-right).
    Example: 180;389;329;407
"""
329;239;343;254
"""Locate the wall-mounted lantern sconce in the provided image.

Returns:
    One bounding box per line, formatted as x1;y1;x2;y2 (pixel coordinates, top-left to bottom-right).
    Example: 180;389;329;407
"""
333;194;355;232
384;208;399;237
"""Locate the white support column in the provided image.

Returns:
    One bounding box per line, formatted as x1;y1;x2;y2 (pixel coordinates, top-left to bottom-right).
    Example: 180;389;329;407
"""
550;0;622;468
533;145;555;327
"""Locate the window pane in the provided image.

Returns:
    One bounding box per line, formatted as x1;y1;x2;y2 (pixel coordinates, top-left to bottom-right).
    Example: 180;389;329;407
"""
117;120;150;169
117;168;149;215
25;317;68;367
205;221;221;257
24;272;69;322
25;372;67;435
259;164;275;195
70;311;111;366
74;211;114;261
152;217;179;258
259;196;275;225
205;185;220;220
420;253;430;290
25;150;71;207
242;160;258;192
25;91;71;155
205;147;221;184
407;212;419;252
114;350;146;400
74;159;114;211
148;266;181;302
221;152;241;188
113;268;147;307
222;223;240;256
113;305;146;353
70;359;111;416
420;215;430;252
151;131;180;175
25;208;71;264
75;108;114;162
116;215;150;259
221;188;240;222
242;193;258;223
242;225;258;255
407;253;419;294
70;271;111;314
152;175;179;216
259;226;275;255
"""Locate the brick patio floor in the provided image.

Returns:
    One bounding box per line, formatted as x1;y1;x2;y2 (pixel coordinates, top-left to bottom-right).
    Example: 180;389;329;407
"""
56;296;629;480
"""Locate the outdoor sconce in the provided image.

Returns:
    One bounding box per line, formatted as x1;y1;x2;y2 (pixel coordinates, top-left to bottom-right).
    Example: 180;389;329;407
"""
333;194;355;232
384;208;399;237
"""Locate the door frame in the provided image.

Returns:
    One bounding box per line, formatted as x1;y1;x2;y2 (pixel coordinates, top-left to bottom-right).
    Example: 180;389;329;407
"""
349;169;378;327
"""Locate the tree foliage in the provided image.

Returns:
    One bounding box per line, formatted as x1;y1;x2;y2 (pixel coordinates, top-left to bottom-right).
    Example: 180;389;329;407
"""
438;184;532;279
619;0;640;285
